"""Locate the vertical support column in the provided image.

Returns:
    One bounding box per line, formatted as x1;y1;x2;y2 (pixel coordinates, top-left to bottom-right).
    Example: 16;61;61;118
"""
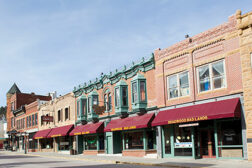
76;135;79;154
156;126;162;158
97;135;99;151
191;127;196;159
214;120;219;159
143;129;147;151
170;125;174;156
240;96;248;159
122;132;125;150
53;137;57;152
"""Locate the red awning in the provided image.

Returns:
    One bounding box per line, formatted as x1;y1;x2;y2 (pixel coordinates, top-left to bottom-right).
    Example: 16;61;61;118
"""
33;129;52;139
104;113;155;132
69;122;104;136
47;124;74;138
152;98;241;126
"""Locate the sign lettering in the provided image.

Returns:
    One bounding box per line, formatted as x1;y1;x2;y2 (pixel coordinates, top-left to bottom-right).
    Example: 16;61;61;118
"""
168;116;208;124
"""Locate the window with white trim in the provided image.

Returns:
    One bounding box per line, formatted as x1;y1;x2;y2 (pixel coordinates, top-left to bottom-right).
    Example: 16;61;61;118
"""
197;60;226;92
167;71;189;99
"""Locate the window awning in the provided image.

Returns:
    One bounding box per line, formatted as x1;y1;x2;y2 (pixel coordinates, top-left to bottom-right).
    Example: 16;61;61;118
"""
33;129;52;139
152;98;241;127
47;124;74;138
104;113;155;132
69;122;104;136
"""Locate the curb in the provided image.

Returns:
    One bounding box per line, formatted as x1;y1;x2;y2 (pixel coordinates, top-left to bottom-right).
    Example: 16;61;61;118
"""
0;151;196;168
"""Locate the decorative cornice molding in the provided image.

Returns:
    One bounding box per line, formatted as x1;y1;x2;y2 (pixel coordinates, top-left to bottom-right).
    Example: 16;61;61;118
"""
73;54;155;97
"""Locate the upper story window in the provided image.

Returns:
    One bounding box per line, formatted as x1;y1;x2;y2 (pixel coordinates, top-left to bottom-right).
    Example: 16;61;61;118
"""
35;113;38;125
115;80;128;115
29;116;31;127
104;89;112;112
132;82;138;103
58;110;61;122
77;95;87;120
32;114;35;126
167;71;189;99
87;90;99;118
131;73;147;111
65;107;69;120
197;60;226;93
11;102;15;111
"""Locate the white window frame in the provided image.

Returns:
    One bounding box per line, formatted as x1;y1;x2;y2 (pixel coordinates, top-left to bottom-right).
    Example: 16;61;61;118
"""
197;60;226;93
167;71;190;100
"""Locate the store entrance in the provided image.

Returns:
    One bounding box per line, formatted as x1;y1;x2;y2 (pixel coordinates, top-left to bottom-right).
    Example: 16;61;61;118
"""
200;129;216;158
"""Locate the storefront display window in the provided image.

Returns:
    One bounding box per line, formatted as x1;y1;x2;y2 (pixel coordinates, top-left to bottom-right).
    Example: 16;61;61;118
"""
85;136;97;150
174;126;192;156
58;136;72;151
41;138;53;149
217;120;243;158
124;131;143;150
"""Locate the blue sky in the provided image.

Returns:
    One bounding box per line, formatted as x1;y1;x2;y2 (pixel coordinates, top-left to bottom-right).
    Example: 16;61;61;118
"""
0;0;251;106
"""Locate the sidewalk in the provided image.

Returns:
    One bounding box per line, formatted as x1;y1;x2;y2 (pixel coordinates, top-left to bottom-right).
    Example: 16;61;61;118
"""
1;150;252;168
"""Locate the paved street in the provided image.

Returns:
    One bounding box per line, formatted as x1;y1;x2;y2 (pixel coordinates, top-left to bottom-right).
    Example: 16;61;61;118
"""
0;152;165;168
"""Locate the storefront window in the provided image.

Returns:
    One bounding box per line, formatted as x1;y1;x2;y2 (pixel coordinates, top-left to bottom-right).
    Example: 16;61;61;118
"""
58;136;71;151
174;126;192;156
41;138;53;149
124;131;143;150
217;120;243;158
85;136;97;150
28;133;38;149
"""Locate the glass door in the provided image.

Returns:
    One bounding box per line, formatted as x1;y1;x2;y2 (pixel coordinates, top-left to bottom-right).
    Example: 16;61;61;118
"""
162;125;174;157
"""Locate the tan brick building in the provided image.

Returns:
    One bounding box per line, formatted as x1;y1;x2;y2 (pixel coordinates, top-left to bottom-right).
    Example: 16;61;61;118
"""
36;92;76;154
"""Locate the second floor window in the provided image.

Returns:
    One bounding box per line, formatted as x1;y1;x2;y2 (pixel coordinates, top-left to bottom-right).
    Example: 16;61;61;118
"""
197;60;225;92
65;108;69;120
58;110;61;122
88;97;92;113
167;71;189;99
35;113;38;125
132;82;138;103
115;88;120;107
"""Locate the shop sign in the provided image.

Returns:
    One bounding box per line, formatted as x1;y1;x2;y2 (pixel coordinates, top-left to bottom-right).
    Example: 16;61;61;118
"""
111;126;137;131
175;142;192;148
82;131;90;134
60;142;69;145
168;116;208;124
41;115;54;122
93;105;106;115
179;123;199;127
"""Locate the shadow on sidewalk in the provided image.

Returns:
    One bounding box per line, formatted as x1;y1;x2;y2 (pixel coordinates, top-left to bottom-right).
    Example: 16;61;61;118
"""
0;161;65;167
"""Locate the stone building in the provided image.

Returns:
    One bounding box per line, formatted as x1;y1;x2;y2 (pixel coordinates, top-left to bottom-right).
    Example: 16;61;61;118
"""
34;93;76;154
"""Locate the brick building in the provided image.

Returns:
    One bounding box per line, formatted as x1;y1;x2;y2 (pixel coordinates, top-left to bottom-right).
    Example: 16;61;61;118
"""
34;92;75;154
6;83;51;151
71;56;156;157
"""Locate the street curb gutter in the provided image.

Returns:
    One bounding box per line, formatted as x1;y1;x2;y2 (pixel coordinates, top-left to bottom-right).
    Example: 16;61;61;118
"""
1;152;196;168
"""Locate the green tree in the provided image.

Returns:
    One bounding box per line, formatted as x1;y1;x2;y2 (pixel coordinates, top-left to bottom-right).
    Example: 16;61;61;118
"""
0;106;7;118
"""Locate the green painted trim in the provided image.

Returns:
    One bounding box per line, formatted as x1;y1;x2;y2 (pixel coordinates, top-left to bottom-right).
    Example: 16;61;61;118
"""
122;132;125;150
191;127;196;159
214;120;219;159
217;145;243;148
97;135;99;150
73;54;155;96
143;130;147;150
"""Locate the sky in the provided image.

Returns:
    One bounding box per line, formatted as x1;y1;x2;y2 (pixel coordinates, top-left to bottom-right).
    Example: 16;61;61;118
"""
0;0;251;107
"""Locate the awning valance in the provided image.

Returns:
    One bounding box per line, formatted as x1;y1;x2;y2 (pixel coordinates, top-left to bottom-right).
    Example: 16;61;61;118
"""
104;113;155;132
69;122;104;136
47;124;74;138
152;98;241;127
33;129;52;139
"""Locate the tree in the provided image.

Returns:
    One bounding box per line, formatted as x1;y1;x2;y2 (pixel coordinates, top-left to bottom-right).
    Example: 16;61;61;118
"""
0;106;7;118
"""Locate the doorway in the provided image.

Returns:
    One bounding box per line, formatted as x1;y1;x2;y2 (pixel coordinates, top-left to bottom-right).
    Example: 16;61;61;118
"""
200;129;215;158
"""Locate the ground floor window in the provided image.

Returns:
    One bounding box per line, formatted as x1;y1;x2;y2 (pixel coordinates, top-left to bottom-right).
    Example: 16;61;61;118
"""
29;140;38;149
41;138;53;149
84;135;97;150
217;119;243;158
124;131;144;150
174;126;192;156
147;130;156;150
58;136;72;151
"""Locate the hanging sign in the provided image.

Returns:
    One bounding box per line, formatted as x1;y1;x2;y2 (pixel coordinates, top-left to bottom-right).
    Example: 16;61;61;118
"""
41;115;53;122
93;105;106;115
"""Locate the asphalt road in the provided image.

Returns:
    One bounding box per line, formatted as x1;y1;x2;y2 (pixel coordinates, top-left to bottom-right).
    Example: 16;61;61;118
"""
0;153;165;168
